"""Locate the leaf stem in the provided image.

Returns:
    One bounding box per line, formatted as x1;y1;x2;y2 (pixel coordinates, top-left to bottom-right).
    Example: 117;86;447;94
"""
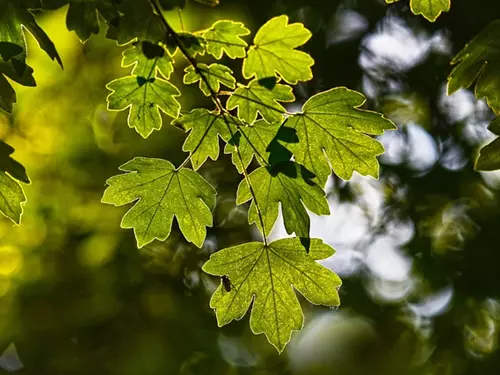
149;0;269;245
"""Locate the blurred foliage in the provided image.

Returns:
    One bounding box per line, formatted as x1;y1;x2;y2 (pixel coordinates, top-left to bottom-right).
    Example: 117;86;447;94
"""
1;0;500;373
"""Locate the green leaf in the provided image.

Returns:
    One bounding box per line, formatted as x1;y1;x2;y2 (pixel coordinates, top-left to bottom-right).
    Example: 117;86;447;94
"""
224;120;281;173
448;20;500;115
237;161;330;238
475;117;500;171
66;0;120;42
172;109;239;170
227;80;294;124
385;0;450;22
106;75;181;138
177;32;206;57
243;15;314;84
122;41;174;79
202;20;250;59
0;74;15;113
183;63;235;96
281;87;396;186
105;0;164;46
102;157;216;248
0;2;62;67
202;237;341;352
0;140;30;224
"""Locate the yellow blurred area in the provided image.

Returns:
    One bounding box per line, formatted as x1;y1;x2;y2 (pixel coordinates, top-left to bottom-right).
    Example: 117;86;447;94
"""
0;245;23;277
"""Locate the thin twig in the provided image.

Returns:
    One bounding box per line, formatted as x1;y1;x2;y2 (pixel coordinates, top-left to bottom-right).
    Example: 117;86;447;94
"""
149;0;269;245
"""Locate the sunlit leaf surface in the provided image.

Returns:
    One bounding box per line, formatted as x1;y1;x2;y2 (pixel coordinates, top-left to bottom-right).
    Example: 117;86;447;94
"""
281;87;396;186
202;237;341;352
243;15;314;84
102;157;216;248
237;162;330;238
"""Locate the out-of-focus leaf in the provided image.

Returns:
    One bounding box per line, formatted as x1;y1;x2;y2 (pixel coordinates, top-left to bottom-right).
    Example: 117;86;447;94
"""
172;109;239;170
281;87;396;186
122;41;174;79
448;20;500;115
224;120;281;173
183;63;235;96
202;237;341;352
65;0;120;42
475;117;500;171
385;0;450;22
237;161;329;238
243;15;313;84
106;76;181;138
102;157;216;248
227;80;294;123
105;0;164;45
202;20;249;59
0;140;30;224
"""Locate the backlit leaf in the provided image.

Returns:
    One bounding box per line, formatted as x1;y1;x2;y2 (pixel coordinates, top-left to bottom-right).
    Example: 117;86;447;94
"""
0;140;30;224
122;41;174;79
281;87;396;186
243;15;314;84
224;120;281;173
203;20;250;59
202;237;341;352
227;80;294;123
102;157;216;248
237;161;330;238
183;63;235;96
385;0;450;22
172;109;239;170
106;76;181;138
448;20;500;115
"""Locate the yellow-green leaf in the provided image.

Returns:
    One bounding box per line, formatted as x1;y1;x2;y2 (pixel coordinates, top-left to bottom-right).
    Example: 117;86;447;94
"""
281;87;396;186
224;120;281;173
203;20;250;59
106;76;181;138
227;80;294;124
202;237;341;353
237;162;330;238
385;0;450;22
172;109;239;170
102;157;216;248
122;41;174;79
243;15;314;84
183;63;235;96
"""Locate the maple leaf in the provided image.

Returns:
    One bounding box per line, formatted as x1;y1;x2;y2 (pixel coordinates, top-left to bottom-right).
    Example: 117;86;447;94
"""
227;80;294;124
102;157;216;248
106;76;181;138
202;237;341;352
280;87;396;186
237;161;330;239
203;20;250;59
243;15;314;84
122;41;174;79
183;63;236;96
